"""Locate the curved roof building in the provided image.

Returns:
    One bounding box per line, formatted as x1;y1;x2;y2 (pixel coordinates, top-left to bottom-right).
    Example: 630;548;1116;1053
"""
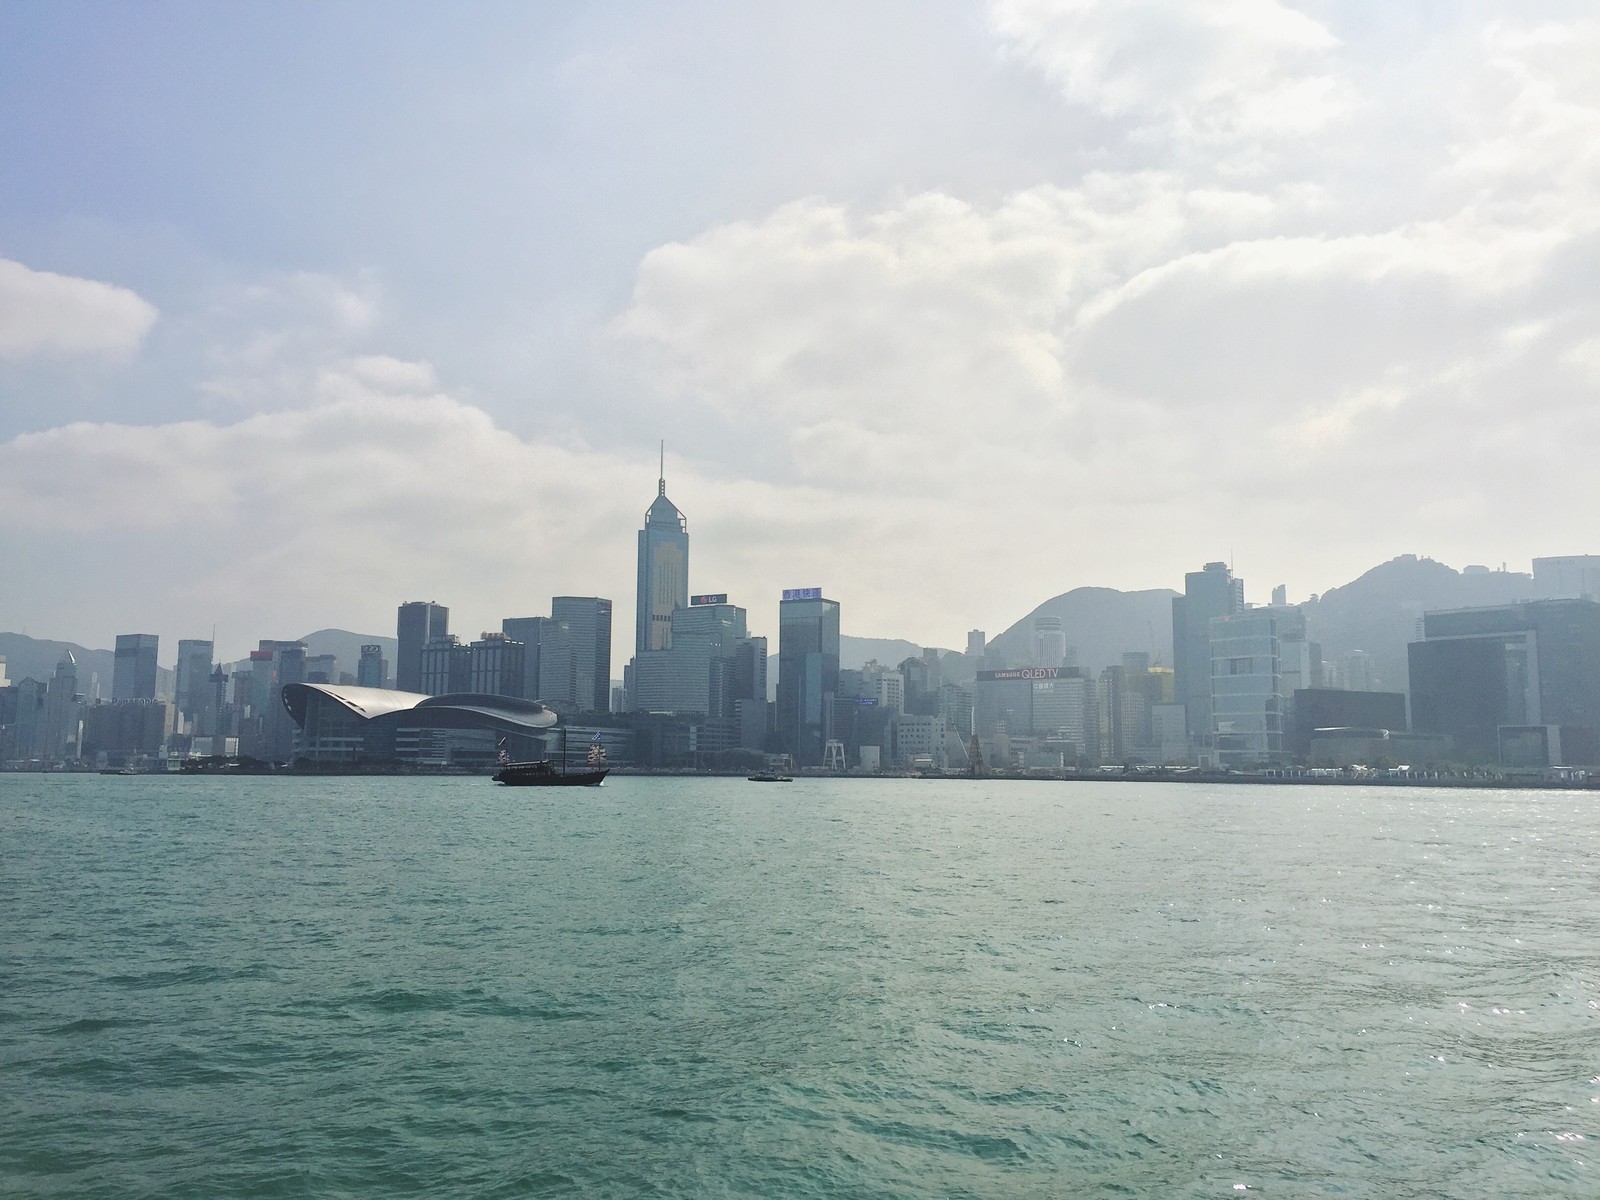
281;684;557;766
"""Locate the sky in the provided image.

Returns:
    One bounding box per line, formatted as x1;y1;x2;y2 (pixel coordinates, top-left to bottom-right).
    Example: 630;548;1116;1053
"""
2;0;1598;668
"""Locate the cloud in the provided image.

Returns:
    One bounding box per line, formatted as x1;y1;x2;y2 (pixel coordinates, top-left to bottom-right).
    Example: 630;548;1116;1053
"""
191;269;385;410
989;0;1347;145
0;359;957;657
0;258;158;360
0;362;626;649
8;5;1600;657
616;178;1295;488
608;27;1600;610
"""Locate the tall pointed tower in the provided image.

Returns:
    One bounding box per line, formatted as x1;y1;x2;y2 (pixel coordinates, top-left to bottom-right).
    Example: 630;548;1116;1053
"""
635;444;689;655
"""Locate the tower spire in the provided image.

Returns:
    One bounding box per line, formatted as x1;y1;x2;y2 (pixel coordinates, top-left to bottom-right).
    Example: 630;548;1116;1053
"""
658;440;666;497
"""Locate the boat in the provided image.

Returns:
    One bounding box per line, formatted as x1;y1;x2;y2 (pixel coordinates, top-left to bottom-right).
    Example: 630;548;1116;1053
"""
492;729;609;787
747;770;793;783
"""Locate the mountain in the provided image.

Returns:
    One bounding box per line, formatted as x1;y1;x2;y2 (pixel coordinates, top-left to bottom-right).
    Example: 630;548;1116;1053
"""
298;629;399;678
1300;555;1538;694
987;587;1179;675
0;633;116;691
840;636;956;673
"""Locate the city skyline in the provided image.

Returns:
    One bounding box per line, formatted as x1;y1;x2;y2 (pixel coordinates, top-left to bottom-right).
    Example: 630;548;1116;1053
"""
4;4;1600;664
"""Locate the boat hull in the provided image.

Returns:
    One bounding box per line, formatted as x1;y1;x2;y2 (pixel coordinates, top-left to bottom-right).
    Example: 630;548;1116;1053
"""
493;762;609;787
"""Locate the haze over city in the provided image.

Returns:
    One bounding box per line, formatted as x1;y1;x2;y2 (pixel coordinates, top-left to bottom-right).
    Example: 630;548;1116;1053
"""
3;2;1599;668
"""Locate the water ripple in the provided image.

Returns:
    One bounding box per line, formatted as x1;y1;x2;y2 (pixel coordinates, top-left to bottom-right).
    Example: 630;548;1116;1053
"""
4;775;1599;1197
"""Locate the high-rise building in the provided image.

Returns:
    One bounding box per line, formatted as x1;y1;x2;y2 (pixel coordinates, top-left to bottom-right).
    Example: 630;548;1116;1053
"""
421;635;470;696
552;597;613;714
42;652;81;762
1172;562;1242;747
357;645;387;689
1097;665;1127;762
81;699;168;765
1209;610;1283;767
396;601;449;693
635;452;689;655
174;639;214;733
112;634;159;701
241;640;306;762
629;601;750;715
503;616;576;709
468;633;524;698
208;665;232;748
1342;650;1378;691
1033;616;1067;669
777;589;840;766
1030;670;1091;756
1408;599;1600;765
1152;703;1188;763
9;678;47;761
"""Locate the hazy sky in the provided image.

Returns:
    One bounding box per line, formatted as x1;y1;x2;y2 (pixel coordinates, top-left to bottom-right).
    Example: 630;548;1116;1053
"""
2;1;1597;666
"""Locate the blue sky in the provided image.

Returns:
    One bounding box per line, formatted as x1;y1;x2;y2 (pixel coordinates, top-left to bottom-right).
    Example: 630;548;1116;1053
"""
3;1;1598;665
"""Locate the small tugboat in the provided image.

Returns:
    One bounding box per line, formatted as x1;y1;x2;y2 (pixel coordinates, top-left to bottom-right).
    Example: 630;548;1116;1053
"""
493;730;609;787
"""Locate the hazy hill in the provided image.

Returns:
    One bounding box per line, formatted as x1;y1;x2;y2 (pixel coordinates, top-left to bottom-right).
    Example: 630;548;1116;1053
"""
840;636;957;673
298;629;399;678
0;633;115;689
1301;555;1538;694
987;587;1179;675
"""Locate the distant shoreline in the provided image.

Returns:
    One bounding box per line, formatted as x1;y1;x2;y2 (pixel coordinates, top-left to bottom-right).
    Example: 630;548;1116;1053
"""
7;764;1594;790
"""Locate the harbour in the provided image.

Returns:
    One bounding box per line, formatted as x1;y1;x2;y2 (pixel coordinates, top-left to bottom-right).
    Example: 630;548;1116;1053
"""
3;774;1597;1197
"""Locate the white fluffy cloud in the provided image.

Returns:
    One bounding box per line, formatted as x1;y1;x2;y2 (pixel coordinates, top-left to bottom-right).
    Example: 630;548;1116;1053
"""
6;5;1600;660
0;358;958;657
989;0;1347;145
610;11;1600;618
0;258;158;360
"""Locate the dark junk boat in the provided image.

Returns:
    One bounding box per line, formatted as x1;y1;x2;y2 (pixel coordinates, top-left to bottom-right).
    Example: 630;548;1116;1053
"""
493;729;609;787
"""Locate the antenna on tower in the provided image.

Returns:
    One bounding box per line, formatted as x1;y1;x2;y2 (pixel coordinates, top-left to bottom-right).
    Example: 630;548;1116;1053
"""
658;440;666;497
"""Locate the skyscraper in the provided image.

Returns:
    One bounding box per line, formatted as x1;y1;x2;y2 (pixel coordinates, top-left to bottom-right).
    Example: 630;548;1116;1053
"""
777;588;840;766
244;640;307;762
1209;610;1283;767
1032;616;1067;668
112;634;159;701
468;633;524;698
357;645;387;689
396;601;449;693
552;596;613;714
42;652;81;762
1171;562;1242;748
175;639;214;731
629;599;751;718
635;449;689;655
502;615;573;707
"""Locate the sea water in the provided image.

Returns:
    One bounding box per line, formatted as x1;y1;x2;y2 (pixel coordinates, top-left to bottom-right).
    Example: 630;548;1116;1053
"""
2;774;1598;1197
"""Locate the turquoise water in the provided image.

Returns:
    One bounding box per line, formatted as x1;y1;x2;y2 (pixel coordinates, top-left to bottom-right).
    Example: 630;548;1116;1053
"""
2;775;1598;1197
